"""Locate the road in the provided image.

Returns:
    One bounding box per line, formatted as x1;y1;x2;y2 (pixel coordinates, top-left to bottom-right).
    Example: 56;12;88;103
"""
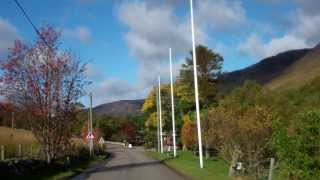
72;143;187;180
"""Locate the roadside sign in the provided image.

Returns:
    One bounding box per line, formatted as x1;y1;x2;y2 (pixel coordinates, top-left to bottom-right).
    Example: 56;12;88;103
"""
86;133;94;139
99;137;105;144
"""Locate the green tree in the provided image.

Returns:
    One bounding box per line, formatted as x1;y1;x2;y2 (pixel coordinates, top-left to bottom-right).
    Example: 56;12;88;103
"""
96;114;119;140
178;45;223;108
273;110;320;179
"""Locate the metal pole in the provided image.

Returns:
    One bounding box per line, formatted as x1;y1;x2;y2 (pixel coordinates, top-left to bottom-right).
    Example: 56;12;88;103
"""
158;76;163;153
156;85;160;152
169;48;177;157
89;92;93;156
189;0;203;168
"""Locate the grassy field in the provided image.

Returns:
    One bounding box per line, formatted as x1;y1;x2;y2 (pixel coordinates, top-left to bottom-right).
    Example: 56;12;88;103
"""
0;126;39;158
145;150;232;180
0;126;86;158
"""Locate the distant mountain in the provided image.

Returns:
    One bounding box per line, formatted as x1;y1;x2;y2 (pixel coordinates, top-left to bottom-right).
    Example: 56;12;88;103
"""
220;48;312;94
93;99;144;117
266;44;320;90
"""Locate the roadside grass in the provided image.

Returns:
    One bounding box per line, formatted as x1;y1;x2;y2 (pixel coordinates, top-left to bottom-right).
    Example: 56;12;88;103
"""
0;126;39;158
0;126;85;158
145;150;231;180
0;126;108;179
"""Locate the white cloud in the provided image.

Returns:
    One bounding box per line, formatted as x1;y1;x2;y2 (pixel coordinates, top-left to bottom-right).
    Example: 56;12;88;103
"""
87;78;146;106
239;0;320;60
64;26;92;43
293;12;320;45
0;17;19;55
197;0;247;31
239;34;309;59
109;0;248;103
118;1;203;61
117;0;205;100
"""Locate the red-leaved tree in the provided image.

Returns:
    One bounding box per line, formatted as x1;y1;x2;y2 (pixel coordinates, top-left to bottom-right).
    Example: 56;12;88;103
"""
0;25;89;163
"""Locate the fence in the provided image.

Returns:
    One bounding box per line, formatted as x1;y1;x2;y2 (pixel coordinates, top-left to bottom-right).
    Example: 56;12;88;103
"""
0;144;42;161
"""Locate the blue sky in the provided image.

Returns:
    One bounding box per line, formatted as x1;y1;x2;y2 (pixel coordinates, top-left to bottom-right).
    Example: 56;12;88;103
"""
0;0;319;106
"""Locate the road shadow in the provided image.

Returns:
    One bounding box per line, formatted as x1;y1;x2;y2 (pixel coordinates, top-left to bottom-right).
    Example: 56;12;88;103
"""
85;160;163;174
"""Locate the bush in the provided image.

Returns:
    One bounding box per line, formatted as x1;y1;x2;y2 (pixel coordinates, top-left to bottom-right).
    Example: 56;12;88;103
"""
273;110;320;179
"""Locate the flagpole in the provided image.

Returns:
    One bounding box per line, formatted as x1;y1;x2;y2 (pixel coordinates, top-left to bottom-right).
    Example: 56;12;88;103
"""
169;48;177;157
158;76;164;153
156;84;160;152
89;92;94;156
189;0;204;168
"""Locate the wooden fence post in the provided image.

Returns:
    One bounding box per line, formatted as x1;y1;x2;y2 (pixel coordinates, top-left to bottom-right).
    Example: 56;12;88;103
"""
268;158;275;180
1;145;4;161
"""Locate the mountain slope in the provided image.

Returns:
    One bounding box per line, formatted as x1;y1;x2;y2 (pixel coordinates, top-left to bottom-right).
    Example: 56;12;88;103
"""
220;48;311;94
93;99;144;117
266;44;320;90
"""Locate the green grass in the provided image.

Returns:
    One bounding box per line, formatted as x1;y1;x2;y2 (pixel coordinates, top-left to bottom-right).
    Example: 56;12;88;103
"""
145;150;231;180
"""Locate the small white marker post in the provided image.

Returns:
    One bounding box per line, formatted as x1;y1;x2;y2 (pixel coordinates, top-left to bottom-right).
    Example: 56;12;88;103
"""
189;0;204;168
169;48;177;157
158;76;164;153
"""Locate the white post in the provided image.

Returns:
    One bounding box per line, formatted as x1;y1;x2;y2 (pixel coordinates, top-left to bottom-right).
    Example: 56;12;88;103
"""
156;84;160;152
268;158;275;180
169;48;177;157
189;0;204;168
89;92;93;156
11;112;14;129
158;76;164;153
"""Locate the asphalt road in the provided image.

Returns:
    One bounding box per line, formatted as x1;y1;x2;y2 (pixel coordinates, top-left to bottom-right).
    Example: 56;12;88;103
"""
72;144;187;180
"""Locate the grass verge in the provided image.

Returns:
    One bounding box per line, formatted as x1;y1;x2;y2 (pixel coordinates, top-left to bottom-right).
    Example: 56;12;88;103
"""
145;150;231;180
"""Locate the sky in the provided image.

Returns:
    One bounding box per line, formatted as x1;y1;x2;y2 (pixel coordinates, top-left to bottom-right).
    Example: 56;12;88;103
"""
0;0;319;106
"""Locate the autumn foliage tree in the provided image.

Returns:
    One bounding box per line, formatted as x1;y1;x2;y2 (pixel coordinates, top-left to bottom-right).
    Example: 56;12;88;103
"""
181;116;197;150
0;25;88;163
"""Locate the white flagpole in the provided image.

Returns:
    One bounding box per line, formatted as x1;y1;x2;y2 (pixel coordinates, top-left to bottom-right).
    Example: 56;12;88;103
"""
189;0;204;168
158;76;164;153
89;92;94;156
169;48;177;157
156;84;160;152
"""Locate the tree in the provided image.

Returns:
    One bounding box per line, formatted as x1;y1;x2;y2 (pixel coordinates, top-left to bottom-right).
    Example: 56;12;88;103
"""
0;25;89;163
207;81;274;178
178;45;223;108
181;115;197;150
96;114;119;140
273;110;320;179
119;120;137;143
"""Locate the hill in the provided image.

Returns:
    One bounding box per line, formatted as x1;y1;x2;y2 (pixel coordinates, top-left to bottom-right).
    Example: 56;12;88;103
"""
93;99;144;117
266;44;320;90
220;48;310;94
